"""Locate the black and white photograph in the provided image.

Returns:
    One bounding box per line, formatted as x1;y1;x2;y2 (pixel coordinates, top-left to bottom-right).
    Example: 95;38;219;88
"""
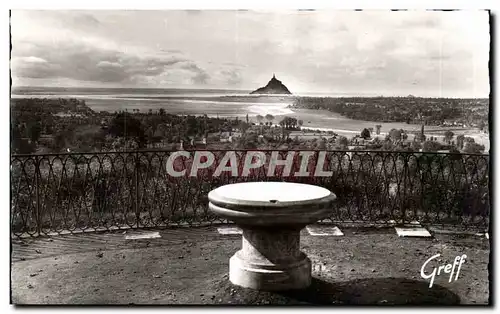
9;7;491;306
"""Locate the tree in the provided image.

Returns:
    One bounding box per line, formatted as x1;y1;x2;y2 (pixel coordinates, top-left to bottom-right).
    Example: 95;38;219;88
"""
382;141;394;151
444;130;454;144
422;140;442;152
145;126;155;143
53;130;67;152
265;114;274;126
361;128;371;139
317;138;327;149
155;123;168;138
463;142;485;154
375;125;382;135
388;128;402;142
185;115;199;135
415;132;426;142
239;121;249;134
11;123;35;154
256;115;264;125
279;116;298;130
338;136;348;148
298;119;303;127
456;134;465;150
158;108;166;116
108;112;146;147
45;124;54;134
464;137;475;144
239;133;259;149
478;121;486;131
27;121;42;144
410;141;422;151
12;138;35;154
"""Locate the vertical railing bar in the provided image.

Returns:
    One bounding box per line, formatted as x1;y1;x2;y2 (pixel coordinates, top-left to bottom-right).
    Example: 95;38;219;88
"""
402;153;408;224
34;155;41;236
135;151;140;228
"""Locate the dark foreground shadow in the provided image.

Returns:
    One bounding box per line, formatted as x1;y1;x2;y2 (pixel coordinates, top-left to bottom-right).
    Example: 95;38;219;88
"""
213;277;461;305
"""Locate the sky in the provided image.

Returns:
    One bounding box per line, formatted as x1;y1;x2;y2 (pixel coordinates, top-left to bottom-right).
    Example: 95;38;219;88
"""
10;10;490;97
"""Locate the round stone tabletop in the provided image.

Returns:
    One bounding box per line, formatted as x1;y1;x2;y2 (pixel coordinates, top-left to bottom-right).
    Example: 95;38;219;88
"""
209;182;333;207
208;182;336;227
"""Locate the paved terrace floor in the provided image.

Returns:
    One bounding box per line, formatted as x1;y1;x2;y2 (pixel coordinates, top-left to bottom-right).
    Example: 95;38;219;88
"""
11;225;490;305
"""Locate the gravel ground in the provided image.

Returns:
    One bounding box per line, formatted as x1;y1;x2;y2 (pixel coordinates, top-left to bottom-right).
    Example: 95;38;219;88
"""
10;226;490;305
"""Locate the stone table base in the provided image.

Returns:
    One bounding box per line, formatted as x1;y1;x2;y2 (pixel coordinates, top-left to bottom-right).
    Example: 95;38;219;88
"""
229;227;311;291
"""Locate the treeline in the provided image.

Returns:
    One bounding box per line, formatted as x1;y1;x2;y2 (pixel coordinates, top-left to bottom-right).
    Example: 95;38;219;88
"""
10;98;245;154
292;96;489;128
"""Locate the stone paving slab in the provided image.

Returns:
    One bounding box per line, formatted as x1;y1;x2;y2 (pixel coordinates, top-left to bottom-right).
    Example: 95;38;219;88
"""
306;225;344;236
125;231;162;240
395;227;432;238
217;226;243;235
428;226;489;236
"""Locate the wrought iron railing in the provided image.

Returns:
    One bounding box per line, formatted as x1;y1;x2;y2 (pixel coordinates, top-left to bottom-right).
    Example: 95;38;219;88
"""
10;150;490;237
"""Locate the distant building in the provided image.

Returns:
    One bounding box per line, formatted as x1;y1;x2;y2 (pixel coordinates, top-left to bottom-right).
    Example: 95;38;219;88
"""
220;131;242;142
346;145;366;158
54;112;84;118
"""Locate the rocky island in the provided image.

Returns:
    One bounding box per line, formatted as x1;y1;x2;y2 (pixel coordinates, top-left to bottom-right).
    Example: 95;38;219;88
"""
250;74;292;95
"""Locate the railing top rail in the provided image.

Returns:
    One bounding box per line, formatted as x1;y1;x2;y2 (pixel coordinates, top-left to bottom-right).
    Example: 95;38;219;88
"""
10;149;490;158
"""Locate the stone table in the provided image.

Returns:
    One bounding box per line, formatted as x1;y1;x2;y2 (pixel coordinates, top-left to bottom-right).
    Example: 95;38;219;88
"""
208;182;336;291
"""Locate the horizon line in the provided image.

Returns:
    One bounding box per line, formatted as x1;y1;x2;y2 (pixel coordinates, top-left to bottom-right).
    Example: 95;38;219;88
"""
10;85;490;99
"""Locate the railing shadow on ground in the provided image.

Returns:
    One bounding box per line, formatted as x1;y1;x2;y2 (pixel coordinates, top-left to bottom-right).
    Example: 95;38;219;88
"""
10;150;490;238
215;277;461;305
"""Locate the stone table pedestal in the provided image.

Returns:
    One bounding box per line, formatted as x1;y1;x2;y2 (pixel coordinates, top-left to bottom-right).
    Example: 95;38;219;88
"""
208;182;336;291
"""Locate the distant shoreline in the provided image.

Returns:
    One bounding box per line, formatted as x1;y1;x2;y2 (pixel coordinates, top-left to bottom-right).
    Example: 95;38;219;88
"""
10;87;489;100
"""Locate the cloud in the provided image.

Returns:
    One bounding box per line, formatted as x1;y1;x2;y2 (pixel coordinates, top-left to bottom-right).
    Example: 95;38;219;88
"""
18;56;48;64
10;40;209;85
218;69;242;85
180;62;210;84
71;13;101;28
10;10;490;96
96;61;122;68
11;56;58;79
160;49;183;54
192;71;210;85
